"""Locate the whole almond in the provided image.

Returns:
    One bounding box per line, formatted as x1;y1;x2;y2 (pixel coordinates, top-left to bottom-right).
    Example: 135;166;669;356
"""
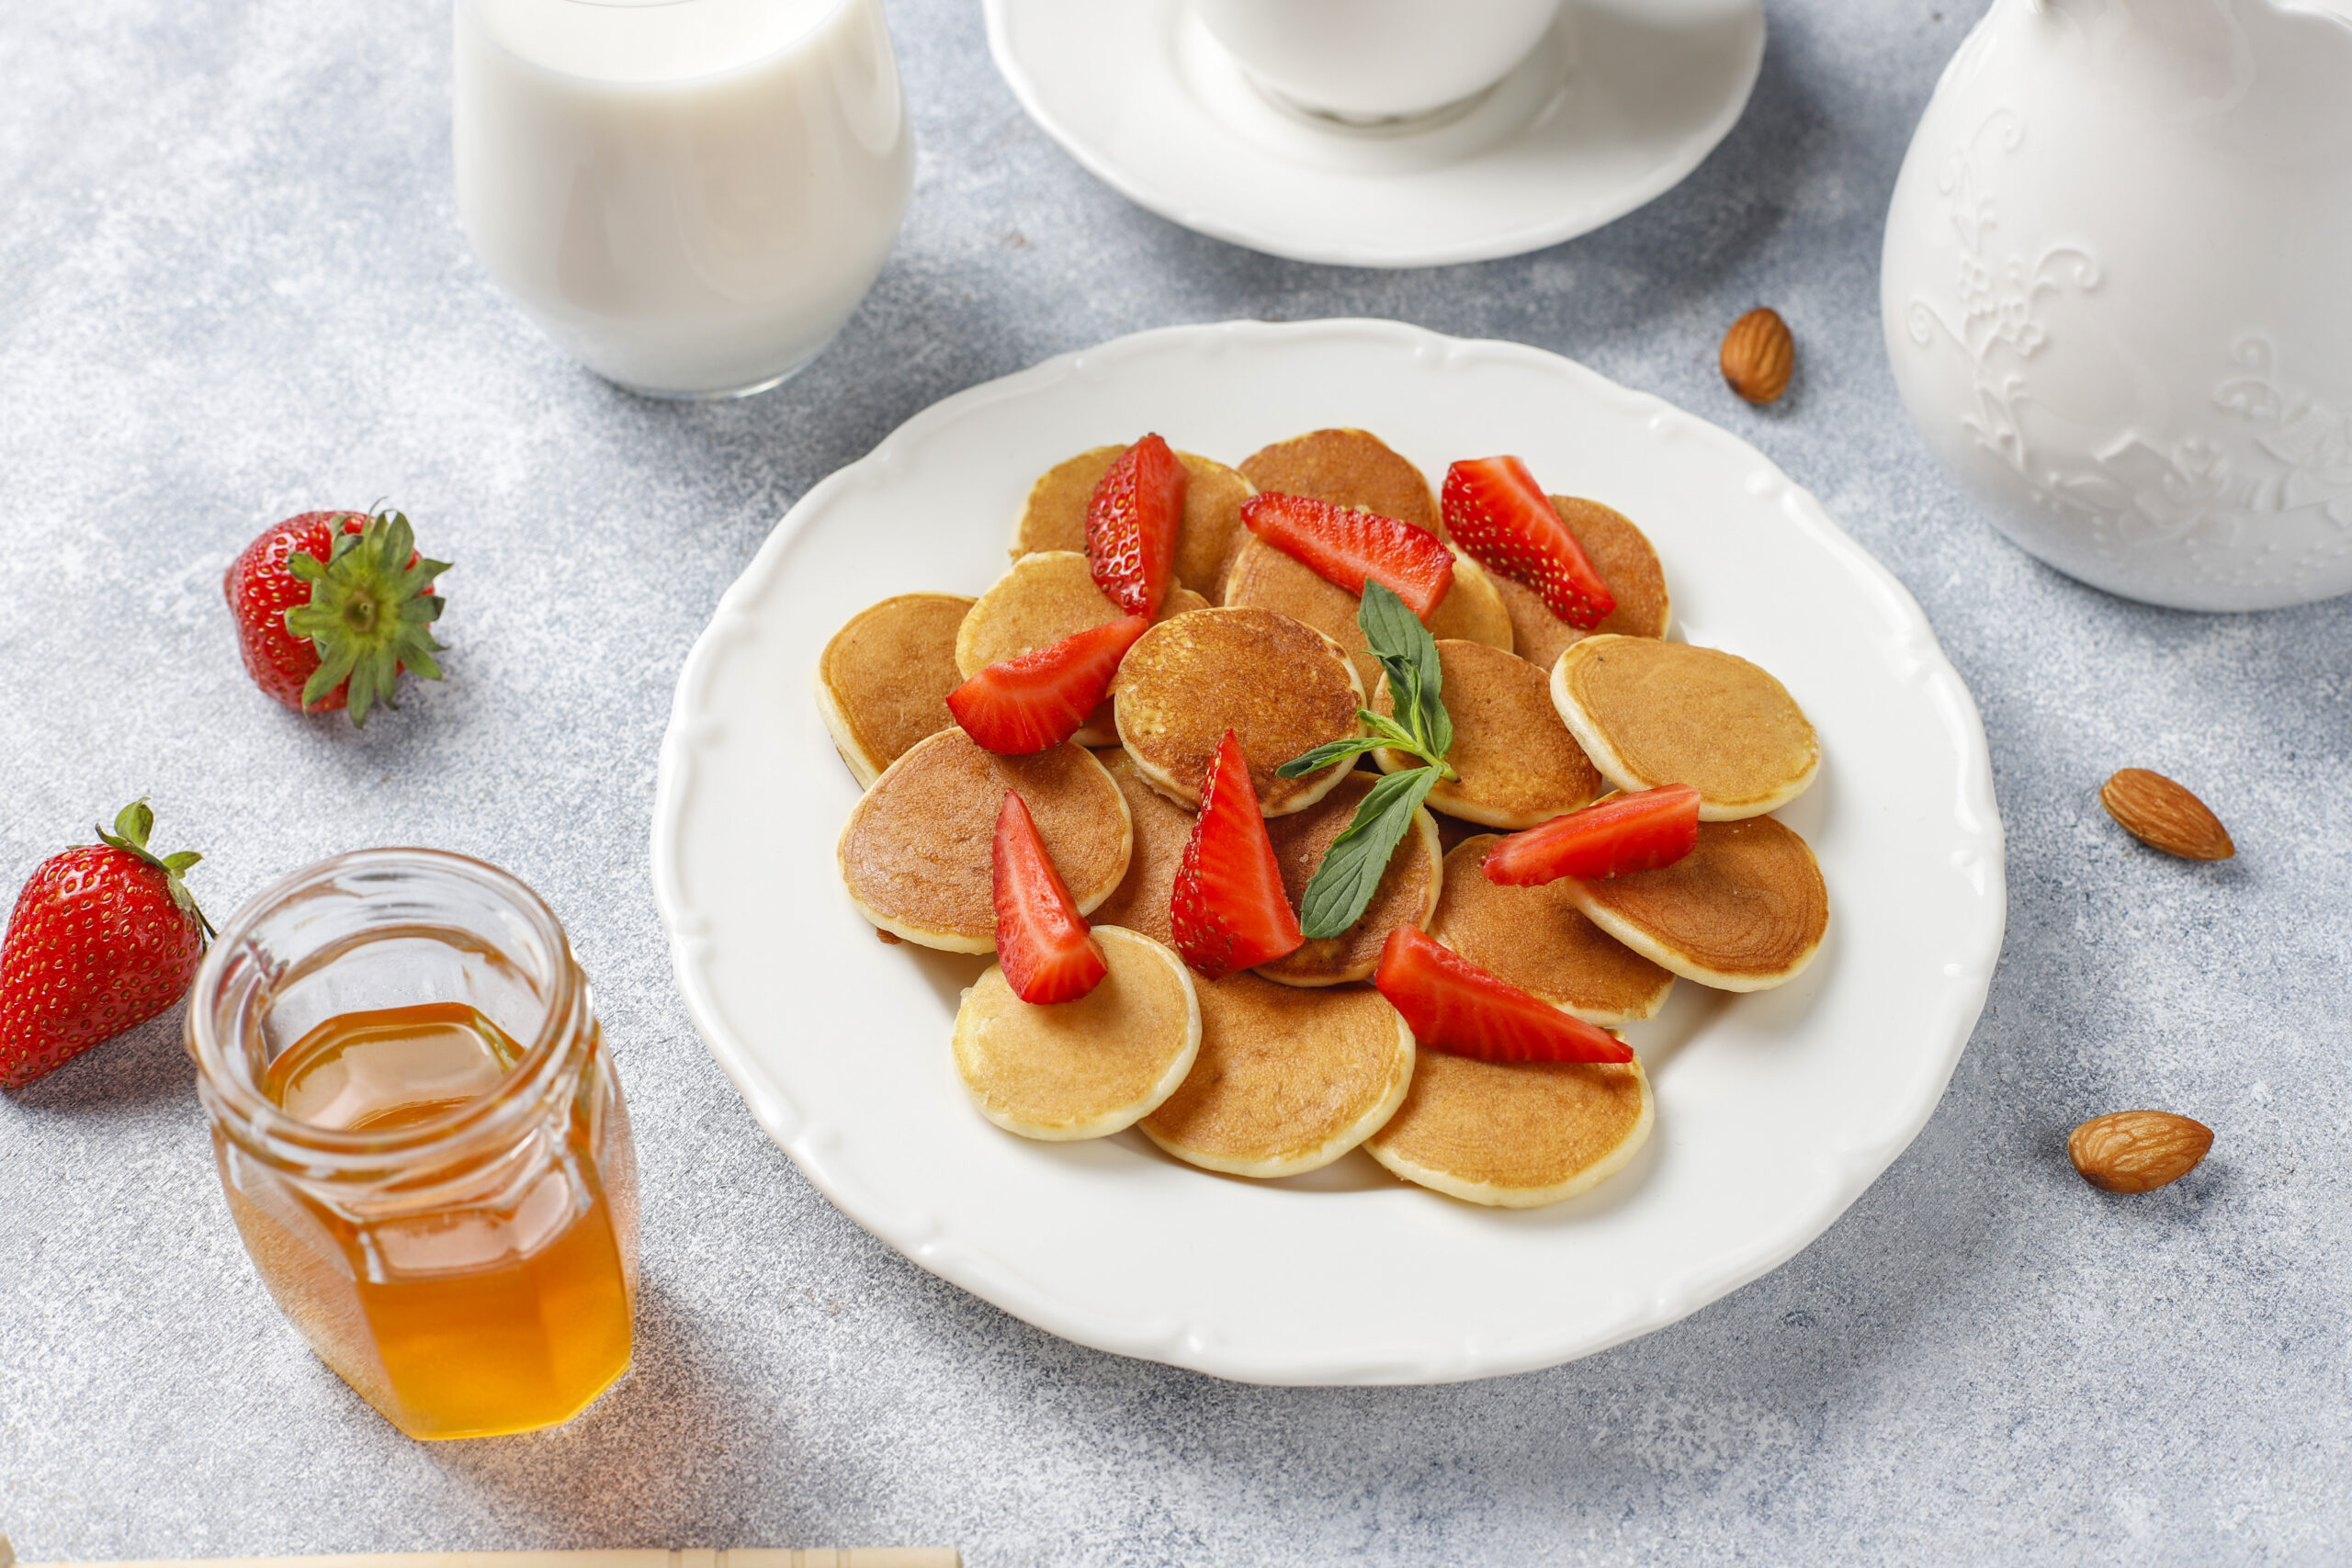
1721;308;1795;404
2068;1111;2213;1193
2099;768;2234;860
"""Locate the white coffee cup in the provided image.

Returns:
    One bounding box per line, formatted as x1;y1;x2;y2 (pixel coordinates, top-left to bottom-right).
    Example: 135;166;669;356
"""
1193;0;1564;123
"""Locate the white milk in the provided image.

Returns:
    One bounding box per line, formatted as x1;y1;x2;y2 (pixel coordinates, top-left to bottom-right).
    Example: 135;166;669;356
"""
454;0;911;397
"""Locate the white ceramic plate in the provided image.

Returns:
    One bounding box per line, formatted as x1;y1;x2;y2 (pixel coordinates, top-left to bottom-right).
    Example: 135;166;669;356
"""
982;0;1764;268
651;320;2005;1384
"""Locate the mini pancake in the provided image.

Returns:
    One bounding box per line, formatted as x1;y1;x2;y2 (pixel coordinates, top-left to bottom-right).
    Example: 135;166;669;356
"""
1238;428;1440;536
837;730;1132;953
1220;534;1512;698
1083;750;1196;948
1257;772;1442;987
1139;972;1414;1178
1552;636;1819;819
1365;1051;1653;1208
1010;446;1257;601
1373;639;1605;829
1491;496;1673;671
815;592;976;788
1113;605;1363;817
956;550;1211;676
953;926;1200;1140
1429;838;1674;1024
1563;816;1827;991
956;550;1210;746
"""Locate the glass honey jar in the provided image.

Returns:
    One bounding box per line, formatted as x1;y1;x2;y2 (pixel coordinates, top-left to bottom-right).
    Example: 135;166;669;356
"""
187;848;638;1439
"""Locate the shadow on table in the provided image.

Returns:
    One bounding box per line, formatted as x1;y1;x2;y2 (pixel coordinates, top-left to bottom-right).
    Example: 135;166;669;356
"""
2;1007;198;1118
413;1275;790;1543
904;1102;2009;1522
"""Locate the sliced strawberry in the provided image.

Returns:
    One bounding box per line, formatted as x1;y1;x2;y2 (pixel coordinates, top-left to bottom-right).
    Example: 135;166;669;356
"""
1086;434;1187;617
1240;493;1456;620
1374;925;1634;1065
1170;729;1305;978
947;615;1150;755
992;792;1107;1004
1441;457;1616;628
1481;784;1702;886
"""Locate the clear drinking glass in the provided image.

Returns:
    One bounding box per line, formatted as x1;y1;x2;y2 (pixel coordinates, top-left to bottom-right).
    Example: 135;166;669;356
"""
187;849;639;1440
452;0;913;399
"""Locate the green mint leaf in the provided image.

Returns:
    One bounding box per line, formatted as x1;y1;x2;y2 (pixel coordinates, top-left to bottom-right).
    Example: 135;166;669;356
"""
1420;675;1452;762
1358;711;1421;752
1275;736;1388;778
1356;581;1426;670
1358;580;1452;763
1296;765;1442;940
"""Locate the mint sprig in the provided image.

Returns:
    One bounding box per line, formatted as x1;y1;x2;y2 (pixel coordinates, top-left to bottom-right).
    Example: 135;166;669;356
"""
1296;766;1442;940
1277;581;1454;940
1275;581;1457;782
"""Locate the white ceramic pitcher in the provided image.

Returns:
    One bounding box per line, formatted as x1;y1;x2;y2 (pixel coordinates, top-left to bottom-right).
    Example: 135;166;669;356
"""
1881;0;2352;611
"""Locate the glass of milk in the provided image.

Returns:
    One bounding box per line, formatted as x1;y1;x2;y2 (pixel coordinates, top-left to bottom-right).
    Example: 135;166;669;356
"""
454;0;912;399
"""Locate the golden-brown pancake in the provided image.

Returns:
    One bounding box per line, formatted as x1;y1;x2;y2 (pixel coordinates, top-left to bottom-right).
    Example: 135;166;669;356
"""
1010;446;1257;602
1083;750;1196;947
1551;636;1819;819
1256;772;1442;987
1219;534;1512;698
1139;972;1414;1178
956;550;1210;676
1238;428;1440;536
953;927;1200;1140
1428;838;1673;1024
1372;639;1605;829
1365;1051;1653;1207
955;550;1209;746
1564;816;1827;991
1490;496;1673;671
1113;605;1363;817
837;730;1132;953
815;592;975;788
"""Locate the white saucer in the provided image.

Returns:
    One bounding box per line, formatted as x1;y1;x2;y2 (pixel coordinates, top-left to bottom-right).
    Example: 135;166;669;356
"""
983;0;1766;268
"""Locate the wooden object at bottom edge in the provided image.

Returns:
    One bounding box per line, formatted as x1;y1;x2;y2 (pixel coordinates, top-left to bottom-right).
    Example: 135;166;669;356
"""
0;1547;957;1568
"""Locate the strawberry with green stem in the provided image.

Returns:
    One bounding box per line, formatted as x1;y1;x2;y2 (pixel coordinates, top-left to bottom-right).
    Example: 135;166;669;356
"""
0;802;213;1089
224;507;451;727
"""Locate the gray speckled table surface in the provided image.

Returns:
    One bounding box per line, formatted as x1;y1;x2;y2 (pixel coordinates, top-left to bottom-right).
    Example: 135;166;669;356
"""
5;0;2349;1562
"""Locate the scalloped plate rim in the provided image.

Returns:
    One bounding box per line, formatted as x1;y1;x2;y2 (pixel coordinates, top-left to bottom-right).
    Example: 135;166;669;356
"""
650;317;2006;1385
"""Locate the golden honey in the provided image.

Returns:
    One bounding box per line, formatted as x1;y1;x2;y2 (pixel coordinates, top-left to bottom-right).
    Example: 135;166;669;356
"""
190;852;639;1441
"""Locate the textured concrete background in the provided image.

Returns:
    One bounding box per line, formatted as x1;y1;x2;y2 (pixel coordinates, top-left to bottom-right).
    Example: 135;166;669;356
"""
3;0;2348;1562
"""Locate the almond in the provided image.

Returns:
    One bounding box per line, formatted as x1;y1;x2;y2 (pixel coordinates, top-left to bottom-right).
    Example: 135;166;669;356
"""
1720;308;1794;404
2067;1111;2213;1193
2099;768;2234;860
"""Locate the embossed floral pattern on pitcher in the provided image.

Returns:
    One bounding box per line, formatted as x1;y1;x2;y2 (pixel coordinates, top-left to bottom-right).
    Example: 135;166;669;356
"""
1881;0;2352;610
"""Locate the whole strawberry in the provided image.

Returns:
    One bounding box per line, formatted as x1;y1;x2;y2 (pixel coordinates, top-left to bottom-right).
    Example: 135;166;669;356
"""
224;507;451;727
0;802;213;1089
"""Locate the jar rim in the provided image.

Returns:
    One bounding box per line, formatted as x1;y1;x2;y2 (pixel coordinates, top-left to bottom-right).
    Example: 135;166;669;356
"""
187;847;588;1180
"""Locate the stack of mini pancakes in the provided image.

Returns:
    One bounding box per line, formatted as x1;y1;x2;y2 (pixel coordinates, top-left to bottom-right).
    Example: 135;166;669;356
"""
822;429;1827;1209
